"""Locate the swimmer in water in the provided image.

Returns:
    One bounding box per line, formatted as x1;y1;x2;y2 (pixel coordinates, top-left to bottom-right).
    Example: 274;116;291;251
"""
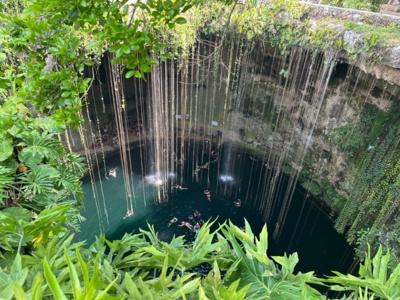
178;221;193;231
168;217;178;227
109;168;116;178
123;210;134;219
200;162;209;169
193;167;201;175
194;222;201;238
174;184;188;190
204;190;211;201
264;162;272;169
194;210;201;220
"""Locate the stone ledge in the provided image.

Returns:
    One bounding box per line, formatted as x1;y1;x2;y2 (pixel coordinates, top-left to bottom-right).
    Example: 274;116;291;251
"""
303;1;400;25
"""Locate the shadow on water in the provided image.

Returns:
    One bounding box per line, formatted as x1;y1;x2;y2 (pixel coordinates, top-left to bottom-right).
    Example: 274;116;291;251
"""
77;140;354;284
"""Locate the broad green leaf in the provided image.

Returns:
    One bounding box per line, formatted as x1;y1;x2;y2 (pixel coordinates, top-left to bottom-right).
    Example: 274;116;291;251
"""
61;91;71;98
43;258;68;300
13;283;26;300
11;254;28;286
93;274;120;300
87;41;99;50
76;249;89;287
125;70;136;79
179;277;200;295
64;248;82;299
256;225;268;255
372;245;383;280
198;285;208;300
174;17;187;24
379;249;390;284
0;254;28;300
84;60;94;66
1;157;18;172
0;138;13;162
0;271;14;300
272;253;299;279
31;273;44;300
123;272;142;298
68;7;80;19
0;166;14;202
19;147;44;167
2;207;31;223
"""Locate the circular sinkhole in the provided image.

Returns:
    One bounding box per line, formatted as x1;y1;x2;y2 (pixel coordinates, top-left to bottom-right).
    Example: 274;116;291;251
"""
77;140;354;279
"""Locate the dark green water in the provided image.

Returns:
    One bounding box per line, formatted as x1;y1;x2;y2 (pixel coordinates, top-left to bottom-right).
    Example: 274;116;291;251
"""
77;141;354;277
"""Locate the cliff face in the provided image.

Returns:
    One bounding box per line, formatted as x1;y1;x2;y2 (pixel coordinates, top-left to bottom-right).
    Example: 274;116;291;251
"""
236;64;392;193
76;3;400;236
183;38;400;217
80;38;400;210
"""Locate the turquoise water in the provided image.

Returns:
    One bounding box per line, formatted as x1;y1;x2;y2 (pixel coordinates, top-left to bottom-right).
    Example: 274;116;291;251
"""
77;141;354;277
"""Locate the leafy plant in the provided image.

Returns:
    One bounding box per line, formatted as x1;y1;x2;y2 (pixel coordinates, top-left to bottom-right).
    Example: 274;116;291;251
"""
220;220;323;299
3;215;400;299
327;245;400;299
356;224;400;273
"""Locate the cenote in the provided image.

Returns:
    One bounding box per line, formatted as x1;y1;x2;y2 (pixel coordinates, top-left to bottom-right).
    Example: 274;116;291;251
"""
77;140;355;278
4;0;400;298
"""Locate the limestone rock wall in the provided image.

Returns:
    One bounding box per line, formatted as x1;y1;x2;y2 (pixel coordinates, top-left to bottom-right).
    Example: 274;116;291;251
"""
224;44;400;205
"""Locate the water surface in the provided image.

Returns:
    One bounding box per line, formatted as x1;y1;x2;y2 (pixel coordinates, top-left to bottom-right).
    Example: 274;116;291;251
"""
78;142;354;277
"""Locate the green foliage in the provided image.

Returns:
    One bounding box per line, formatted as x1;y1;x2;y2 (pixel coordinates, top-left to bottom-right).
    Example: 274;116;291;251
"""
306;25;340;50
327;245;400;299
220;220;323;299
303;151;314;165
356;224;400;273
0;166;14;205
2;215;399;299
229;1;269;40
326;103;386;162
1;0;400;298
322;0;381;12
0;254;28;300
0;0;203;234
0;217;324;299
345;32;382;62
328;101;400;271
323;184;347;213
0;205;71;258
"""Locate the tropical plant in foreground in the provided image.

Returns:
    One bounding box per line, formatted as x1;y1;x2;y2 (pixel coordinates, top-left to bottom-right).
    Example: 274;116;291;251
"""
2;207;400;299
327;245;400;299
0;212;321;299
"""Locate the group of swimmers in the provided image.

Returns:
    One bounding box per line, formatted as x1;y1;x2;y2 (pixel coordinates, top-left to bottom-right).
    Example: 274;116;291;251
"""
92;135;119;150
168;210;204;237
171;186;239;206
